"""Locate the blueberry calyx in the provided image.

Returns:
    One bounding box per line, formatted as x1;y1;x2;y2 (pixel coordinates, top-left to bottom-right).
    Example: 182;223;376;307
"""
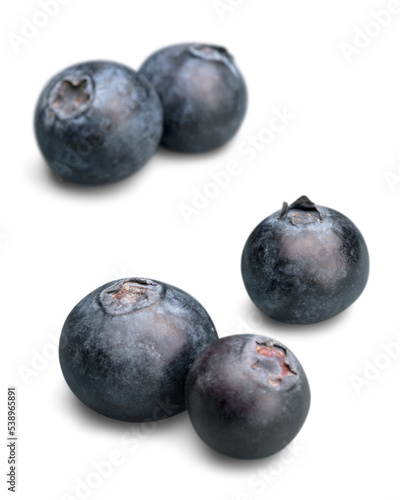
188;44;238;76
252;340;296;387
189;44;231;61
279;195;323;224
49;75;94;120
99;278;163;315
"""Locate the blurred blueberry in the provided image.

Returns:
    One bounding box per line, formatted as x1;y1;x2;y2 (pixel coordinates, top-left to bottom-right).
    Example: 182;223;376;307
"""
140;43;247;153
35;61;163;185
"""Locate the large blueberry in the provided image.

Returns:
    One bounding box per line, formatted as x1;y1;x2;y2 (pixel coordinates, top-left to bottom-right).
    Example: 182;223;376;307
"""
139;43;247;153
186;334;310;459
59;278;218;422
35;61;163;185
241;196;370;324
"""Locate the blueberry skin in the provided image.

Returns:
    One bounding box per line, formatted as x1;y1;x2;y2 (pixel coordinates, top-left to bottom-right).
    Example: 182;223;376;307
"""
139;43;247;153
241;196;370;324
59;278;218;422
35;61;163;185
186;334;310;459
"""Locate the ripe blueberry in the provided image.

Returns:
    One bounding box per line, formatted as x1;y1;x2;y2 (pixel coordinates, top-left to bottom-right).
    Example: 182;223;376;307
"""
35;61;163;185
185;334;310;459
59;278;218;422
140;43;247;153
241;196;370;324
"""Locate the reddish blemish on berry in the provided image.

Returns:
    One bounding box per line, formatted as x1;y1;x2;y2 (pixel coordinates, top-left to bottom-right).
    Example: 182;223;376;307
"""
100;278;162;315
255;344;296;379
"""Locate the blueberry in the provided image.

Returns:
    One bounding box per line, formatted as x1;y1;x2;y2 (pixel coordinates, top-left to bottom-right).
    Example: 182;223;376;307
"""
139;43;247;153
35;61;163;185
186;334;310;459
59;278;218;422
241;196;370;324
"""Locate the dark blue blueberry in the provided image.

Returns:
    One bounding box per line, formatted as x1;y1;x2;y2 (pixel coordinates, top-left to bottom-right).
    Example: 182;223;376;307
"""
35;61;163;185
59;278;218;422
241;196;370;324
186;334;310;459
140;43;247;153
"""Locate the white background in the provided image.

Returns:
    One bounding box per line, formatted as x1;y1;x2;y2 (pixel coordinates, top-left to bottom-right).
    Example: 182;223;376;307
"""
2;0;400;498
